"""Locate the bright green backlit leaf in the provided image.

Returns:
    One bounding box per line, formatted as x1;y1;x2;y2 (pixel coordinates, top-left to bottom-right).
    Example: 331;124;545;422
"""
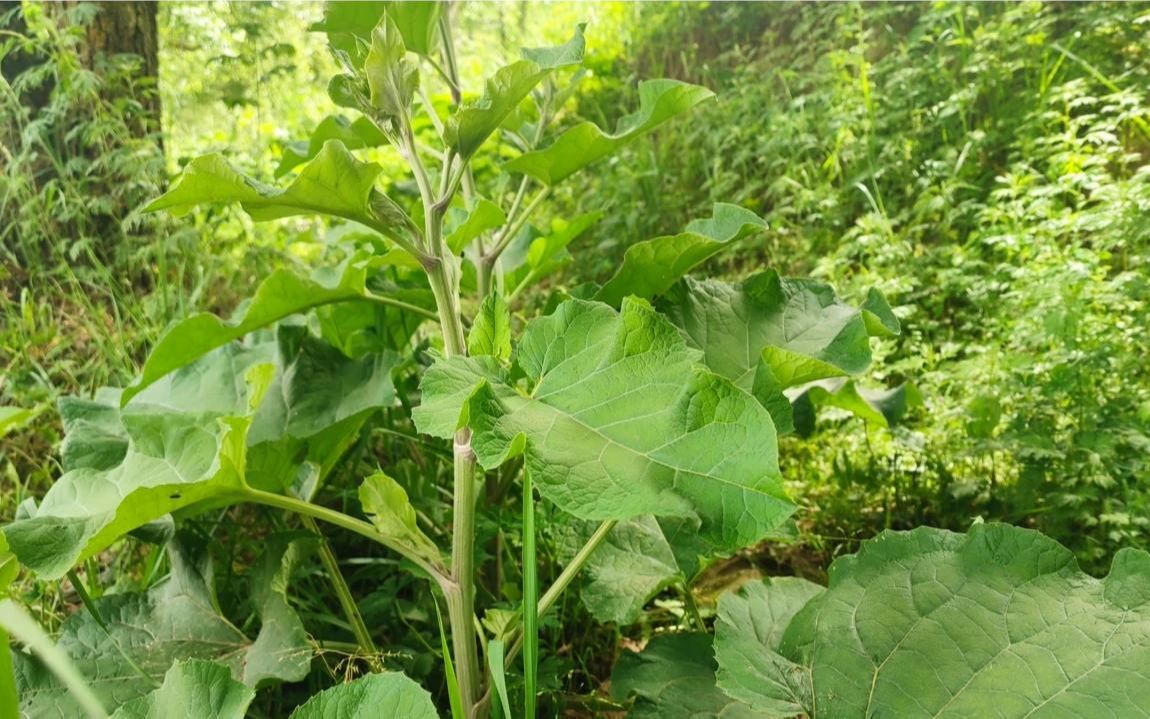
276;114;387;176
761;524;1150;717
415;298;794;551
2;406;255;580
661;271;898;433
0;406;37;438
359;472;441;565
446;198;506;254
594;203;765;306
145;141;385;228
504;79;715;185
385;1;440;57
14;535;313;716
445;25;585;159
310;1;387;64
121;254;415;404
287;672;438;719
365;13;418;122
109;659;255;719
468;292;512;361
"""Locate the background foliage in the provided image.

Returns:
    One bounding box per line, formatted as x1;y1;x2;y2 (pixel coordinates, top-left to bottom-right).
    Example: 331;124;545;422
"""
3;1;1149;715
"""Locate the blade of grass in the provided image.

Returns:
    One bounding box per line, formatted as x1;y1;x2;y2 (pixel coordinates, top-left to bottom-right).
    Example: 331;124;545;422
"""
435;599;466;719
0;599;108;718
487;639;513;719
522;468;538;718
0;625;17;718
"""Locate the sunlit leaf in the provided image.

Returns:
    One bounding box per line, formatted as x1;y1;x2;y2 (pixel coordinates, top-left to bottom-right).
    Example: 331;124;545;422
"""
365;14;418;122
415;298;794;551
504;79;714;184
594;203;765;306
444;25;585;159
145;141;386;229
276;114;387;176
121;253;415;404
446;197;506;254
760;524;1150;717
468;292;512;361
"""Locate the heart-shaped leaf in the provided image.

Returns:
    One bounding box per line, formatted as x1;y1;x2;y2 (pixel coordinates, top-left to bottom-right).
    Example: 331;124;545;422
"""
415;298;794;551
288;672;439;718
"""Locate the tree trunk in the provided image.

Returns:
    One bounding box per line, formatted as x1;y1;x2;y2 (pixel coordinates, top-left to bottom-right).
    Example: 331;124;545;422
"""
78;1;161;136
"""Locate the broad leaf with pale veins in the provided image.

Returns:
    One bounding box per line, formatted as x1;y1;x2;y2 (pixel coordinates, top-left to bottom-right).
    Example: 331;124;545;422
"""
109;660;255;719
121;253;418;403
503;79;715;185
288;672;439;718
14;535;313;717
594;203;765;306
415;298;794;551
757;524;1150;718
661;271;899;433
713;577;824;717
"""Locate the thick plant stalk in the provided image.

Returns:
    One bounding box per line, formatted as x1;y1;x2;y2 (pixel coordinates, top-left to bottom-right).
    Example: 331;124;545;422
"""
448;434;481;718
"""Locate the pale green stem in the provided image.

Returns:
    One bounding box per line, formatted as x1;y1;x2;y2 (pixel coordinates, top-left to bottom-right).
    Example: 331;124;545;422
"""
448;436;481;718
299;515;382;672
503;519;616;665
240;487;448;586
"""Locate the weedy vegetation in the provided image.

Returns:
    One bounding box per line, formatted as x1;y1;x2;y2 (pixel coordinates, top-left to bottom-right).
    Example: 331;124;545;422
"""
3;3;1150;718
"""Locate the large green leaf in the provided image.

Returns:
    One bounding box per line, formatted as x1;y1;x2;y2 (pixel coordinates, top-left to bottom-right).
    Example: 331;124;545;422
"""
288;672;439;718
121;254;412;404
310;2;438;59
594;204;765;306
660;272;899;434
503;79;715;185
145;140;385;228
14;535;313;717
444;26;585;159
557;515;680;624
6;323;397;578
276;114;387;176
713;577;824;717
747;524;1150;718
415;298;794;551
109;660;255;719
610;633;757;719
2;399;257;580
